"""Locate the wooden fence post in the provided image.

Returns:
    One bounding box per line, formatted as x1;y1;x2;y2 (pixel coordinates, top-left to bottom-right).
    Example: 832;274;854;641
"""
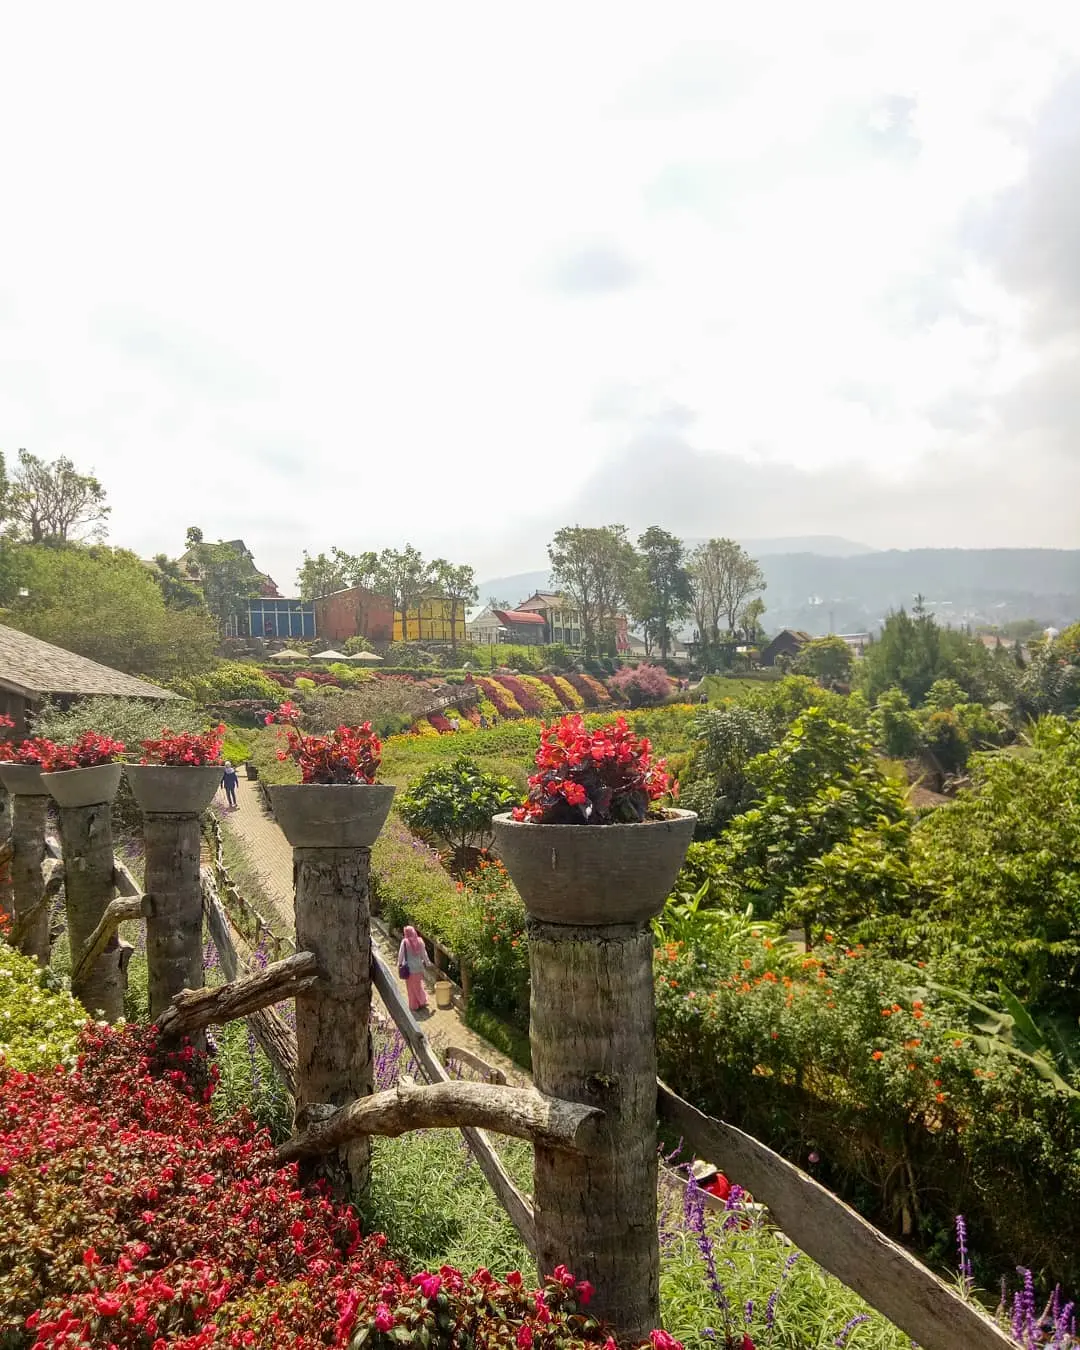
293;845;374;1199
528;921;660;1340
10;793;50;965
59;802;127;1021
144;813;204;1020
0;786;13;915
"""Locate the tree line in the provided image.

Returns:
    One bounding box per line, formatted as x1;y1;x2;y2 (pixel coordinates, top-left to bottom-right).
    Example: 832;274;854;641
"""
546;524;766;662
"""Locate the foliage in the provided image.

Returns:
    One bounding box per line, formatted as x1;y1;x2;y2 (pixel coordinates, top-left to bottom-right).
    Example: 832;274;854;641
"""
139;725;226;767
908;717;1080;1012
868;688;923;759
0;939;86;1071
7;449;110;544
171;662;285;706
609;663;675;708
792;636;853;689
430;559;477;656
0;544;218;680
1014;645;1080;719
629;527;693;661
296;548;354;599
344;635;375;655
548;524;637;657
38;730;126;771
398;756;520;863
183;528;266;634
150;554;206;611
513;714;674;824
454;858;531;1027
33;697;209;750
677;705;776;837
268;702;381;784
655;936;1080;1294
710;709;909;927
859;605;1015;707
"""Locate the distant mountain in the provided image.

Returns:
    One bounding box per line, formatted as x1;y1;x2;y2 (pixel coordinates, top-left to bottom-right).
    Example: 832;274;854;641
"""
478;548;1080;635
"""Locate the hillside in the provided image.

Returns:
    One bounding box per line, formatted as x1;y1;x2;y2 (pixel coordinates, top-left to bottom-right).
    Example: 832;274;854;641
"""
479;547;1080;635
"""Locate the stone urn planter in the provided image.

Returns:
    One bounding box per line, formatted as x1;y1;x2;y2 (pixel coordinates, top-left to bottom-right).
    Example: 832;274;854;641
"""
0;762;49;796
124;764;224;814
491;808;697;925
41;762;123;809
270;783;396;848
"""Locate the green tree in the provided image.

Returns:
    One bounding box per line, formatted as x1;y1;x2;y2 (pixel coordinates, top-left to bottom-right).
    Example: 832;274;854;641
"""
9;450;110;544
679;704;777;836
860;605;1015;707
793;635;853;689
398;755;521;869
296;550;351;599
184;528;264;633
630;526;692;660
548;524;637;657
869;687;923;759
377;545;431;643
430;559;478;658
151;554;206;611
4;545;217;679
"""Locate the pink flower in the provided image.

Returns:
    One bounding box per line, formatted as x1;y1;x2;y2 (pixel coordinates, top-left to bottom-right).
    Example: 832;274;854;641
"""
412;1271;441;1300
374;1304;394;1332
575;1279;594;1306
551;1263;576;1288
516;1327;534;1350
651;1332;683;1350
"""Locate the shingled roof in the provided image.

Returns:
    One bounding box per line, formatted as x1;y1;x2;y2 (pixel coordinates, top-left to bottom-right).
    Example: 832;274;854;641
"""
0;624;180;701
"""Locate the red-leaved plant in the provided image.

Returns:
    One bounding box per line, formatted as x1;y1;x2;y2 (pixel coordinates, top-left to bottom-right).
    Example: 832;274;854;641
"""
40;731;127;772
0;718;56;767
139;725;225;767
512;714;675;824
267;701;381;784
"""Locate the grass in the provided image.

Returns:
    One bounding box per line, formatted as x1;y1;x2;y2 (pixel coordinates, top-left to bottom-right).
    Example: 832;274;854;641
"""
461;1004;533;1073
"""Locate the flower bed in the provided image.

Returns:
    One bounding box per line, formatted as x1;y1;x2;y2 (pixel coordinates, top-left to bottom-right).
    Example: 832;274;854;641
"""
491;675;545;718
476;678;522;719
564;673;616;707
0;1021;623;1349
539;674;585;710
0;939;87;1071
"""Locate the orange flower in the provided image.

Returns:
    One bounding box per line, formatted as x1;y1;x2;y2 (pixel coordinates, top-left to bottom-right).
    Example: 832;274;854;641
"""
881;1009;892;1017
742;959;752;970
871;1050;883;1061
904;1039;921;1049
936;1092;946;1103
907;1063;916;1071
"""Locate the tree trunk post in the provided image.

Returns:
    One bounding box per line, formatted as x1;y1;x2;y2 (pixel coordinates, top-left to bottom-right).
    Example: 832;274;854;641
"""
293;846;374;1200
528;921;661;1341
10;794;50;965
59;802;127;1020
144;813;204;1021
0;786;13;915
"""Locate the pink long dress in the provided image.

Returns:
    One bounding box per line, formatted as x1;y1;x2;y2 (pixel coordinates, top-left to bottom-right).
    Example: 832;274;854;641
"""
399;933;429;1011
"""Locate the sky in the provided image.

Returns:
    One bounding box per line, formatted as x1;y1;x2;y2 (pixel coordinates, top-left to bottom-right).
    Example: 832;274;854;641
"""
1;1;1079;592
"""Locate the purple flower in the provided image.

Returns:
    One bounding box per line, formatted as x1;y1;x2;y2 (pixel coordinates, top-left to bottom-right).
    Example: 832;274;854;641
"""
834;1314;870;1346
955;1214;972;1291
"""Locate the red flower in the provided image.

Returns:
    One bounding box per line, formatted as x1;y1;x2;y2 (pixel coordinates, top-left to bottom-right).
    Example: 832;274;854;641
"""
140;726;225;767
374;1304;395;1331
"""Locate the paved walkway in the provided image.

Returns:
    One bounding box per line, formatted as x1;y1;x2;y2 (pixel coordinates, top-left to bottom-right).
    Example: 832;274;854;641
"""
219;782;527;1085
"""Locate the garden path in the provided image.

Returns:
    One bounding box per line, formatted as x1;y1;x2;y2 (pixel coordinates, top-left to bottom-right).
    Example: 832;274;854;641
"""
220;782;528;1085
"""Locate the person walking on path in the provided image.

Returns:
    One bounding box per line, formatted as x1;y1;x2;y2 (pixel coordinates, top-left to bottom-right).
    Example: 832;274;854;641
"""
398;924;432;1013
222;760;240;809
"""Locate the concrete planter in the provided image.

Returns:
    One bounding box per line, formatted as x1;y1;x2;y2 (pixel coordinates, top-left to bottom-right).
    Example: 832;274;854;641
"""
492;809;697;926
125;764;224;815
42;762;124;809
270;783;396;849
0;763;49;796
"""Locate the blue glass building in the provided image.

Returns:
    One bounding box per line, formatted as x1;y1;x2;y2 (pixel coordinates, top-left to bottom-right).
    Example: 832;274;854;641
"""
234;598;317;640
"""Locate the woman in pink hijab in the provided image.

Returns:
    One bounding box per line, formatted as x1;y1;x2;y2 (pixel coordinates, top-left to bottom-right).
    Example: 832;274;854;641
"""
397;925;431;1013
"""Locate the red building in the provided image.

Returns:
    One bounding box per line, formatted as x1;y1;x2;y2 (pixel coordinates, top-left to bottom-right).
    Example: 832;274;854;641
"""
314;586;395;645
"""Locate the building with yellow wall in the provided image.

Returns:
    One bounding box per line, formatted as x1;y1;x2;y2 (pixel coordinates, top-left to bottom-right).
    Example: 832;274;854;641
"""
392;596;467;643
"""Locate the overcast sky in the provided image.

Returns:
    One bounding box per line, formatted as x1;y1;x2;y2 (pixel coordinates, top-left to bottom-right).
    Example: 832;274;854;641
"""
1;2;1078;591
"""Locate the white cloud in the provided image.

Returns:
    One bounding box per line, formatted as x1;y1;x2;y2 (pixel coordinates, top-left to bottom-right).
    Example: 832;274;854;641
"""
0;1;1078;589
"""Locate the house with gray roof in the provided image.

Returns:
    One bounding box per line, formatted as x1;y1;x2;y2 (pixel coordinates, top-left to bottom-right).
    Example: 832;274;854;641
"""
0;623;179;737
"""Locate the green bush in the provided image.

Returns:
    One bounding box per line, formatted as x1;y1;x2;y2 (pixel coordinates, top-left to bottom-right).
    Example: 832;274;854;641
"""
0;939;88;1071
655;934;1080;1292
398;756;521;865
170;660;283;704
32;695;209;746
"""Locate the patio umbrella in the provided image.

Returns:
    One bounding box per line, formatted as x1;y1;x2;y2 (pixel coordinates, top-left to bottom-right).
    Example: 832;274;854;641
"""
271;649;309;661
311;648;349;661
347;650;383;662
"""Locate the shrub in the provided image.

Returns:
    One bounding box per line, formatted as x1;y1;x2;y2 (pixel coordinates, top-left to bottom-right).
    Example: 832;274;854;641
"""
268;703;381;784
171;661;284;705
139;726;226;767
476;677;521;718
655;937;1080;1293
493;674;546;717
609;664;674;708
0;939;87;1071
398;757;520;864
38;731;126;771
539;673;584;709
455;858;530;1027
564;673;614;707
33;697;209;747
